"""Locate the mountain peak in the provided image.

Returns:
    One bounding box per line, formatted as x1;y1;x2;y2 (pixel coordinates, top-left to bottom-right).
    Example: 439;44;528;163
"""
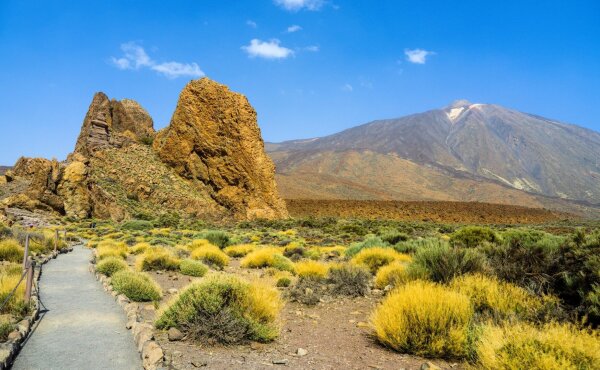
446;99;472;109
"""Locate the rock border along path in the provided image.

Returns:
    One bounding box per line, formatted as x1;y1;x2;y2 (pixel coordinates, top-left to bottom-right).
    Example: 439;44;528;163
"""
12;245;141;370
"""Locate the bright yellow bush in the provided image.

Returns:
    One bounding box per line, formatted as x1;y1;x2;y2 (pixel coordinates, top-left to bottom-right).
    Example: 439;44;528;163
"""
188;239;217;251
475;322;600;369
450;274;546;320
95;241;127;260
295;260;329;279
241;247;295;273
223;244;256;257
315;245;347;257
351;247;411;274
135;247;180;271
374;261;410;289
190;244;229;269
0;271;27;315
370;280;473;358
0;239;24;263
130;242;151;255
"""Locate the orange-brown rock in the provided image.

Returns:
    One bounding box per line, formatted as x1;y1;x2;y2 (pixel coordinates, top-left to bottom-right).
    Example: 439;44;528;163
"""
153;78;288;219
73;93;155;157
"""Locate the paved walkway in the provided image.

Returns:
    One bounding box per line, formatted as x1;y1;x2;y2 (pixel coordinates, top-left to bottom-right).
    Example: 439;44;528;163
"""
12;246;141;370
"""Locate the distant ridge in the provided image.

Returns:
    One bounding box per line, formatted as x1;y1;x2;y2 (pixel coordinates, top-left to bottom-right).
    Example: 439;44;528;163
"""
267;101;600;217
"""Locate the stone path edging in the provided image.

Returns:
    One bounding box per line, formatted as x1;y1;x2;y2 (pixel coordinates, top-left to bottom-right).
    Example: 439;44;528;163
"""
89;261;165;370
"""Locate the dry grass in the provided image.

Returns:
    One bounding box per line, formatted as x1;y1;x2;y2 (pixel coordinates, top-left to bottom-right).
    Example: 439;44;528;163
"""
351;247;411;274
0;239;24;263
374;261;411;289
475;322;600;369
294;260;330;279
223;244;256;258
96;240;127;260
190;244;230;269
240;247;295;273
370;280;473;358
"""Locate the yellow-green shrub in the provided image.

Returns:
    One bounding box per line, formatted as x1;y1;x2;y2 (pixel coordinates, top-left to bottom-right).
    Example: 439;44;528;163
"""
188;239;217;251
96;241;127;260
223;244;256;257
130;242;151;255
241;247;294;273
155;275;282;343
374;261;410;289
179;259;208;277
0;239;24;263
111;270;162;302
96;257;129;277
475;322;600;369
371;280;473;358
450;274;548;320
295;260;329;279
190;244;229;269
351;247;411;274
136;247;180;271
0;271;28;315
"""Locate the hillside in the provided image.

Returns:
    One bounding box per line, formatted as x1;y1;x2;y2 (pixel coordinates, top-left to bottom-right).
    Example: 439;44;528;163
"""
268;100;600;216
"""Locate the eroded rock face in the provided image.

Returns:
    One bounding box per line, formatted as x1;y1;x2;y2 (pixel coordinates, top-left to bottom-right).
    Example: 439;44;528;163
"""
73;93;155;157
153;78;288;219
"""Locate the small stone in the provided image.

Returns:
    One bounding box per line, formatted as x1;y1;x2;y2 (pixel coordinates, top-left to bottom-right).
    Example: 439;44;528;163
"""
167;288;178;294
296;348;308;357
250;342;264;351
272;359;288;365
7;330;21;342
142;341;164;369
371;289;383;296
304;288;313;295
420;362;441;370
168;327;184;341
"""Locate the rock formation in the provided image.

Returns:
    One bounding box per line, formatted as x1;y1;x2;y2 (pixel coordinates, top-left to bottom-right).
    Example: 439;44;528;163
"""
153;78;288;219
1;78;288;221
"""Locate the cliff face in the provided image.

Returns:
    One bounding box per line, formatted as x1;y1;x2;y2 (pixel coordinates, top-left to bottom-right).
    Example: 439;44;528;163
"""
153;78;288;219
0;78;287;221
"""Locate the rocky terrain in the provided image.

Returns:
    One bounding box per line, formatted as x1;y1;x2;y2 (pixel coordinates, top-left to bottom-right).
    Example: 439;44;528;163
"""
267;100;600;216
0;78;287;221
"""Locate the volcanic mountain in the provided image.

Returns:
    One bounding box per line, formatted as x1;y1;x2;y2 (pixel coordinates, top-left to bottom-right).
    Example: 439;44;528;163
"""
267;100;600;215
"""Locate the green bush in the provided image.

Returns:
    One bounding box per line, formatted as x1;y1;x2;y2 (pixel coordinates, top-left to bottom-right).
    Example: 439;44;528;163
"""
380;231;409;245
154;212;180;228
136;248;180;271
0;319;13;342
0;239;24;263
407;241;487;283
121;220;154;231
155;275;282;343
96;257;128;277
200;230;231;249
393;237;443;254
111;270;162;302
179;259;208;277
449;226;499;248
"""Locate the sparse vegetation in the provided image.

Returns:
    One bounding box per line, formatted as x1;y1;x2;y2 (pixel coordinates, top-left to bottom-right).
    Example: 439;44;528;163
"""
156;275;282;343
111;270;162;302
371;280;473;358
179;259;208;277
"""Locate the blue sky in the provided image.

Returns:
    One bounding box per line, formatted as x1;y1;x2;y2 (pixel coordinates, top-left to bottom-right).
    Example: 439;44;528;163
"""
0;0;599;164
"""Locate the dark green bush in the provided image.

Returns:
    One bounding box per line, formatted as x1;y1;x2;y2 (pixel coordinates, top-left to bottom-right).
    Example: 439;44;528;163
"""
380;231;409;245
327;263;371;297
345;235;387;257
449;226;499;248
121;220;154;231
407;241;487;283
200;230;231;249
154;212;181;228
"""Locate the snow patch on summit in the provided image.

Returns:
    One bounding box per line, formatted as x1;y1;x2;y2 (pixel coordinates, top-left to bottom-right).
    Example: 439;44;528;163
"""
446;107;464;122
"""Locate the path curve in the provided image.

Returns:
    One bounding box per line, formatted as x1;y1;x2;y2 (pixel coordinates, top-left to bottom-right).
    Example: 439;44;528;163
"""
12;245;141;370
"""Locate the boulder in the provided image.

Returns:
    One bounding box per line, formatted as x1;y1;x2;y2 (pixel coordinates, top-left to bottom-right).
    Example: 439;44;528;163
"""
153;78;288;219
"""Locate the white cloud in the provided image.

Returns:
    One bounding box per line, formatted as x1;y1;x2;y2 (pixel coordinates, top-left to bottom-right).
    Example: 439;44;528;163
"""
286;25;302;33
274;0;323;11
404;48;435;64
242;39;294;59
110;42;204;79
303;45;319;52
151;62;204;79
246;20;257;28
342;83;353;92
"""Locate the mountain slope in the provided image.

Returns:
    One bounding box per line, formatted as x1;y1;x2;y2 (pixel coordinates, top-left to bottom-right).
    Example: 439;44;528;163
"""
268;100;600;215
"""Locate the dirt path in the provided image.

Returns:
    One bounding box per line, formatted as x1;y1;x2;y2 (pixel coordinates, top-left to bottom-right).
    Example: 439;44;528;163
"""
12;246;141;370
